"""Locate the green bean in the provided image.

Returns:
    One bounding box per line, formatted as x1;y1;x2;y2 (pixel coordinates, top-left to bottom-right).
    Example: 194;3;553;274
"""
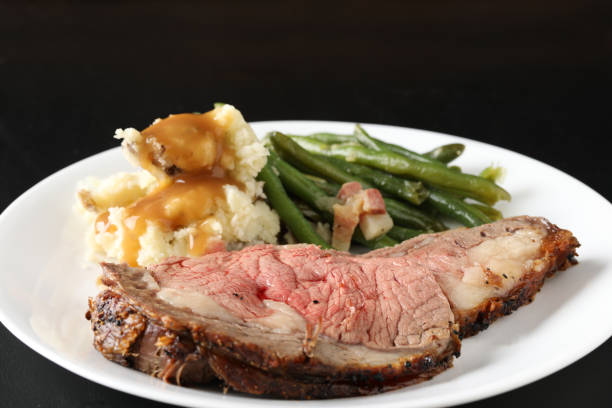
353;124;443;165
268;151;337;217
285;133;354;145
291;136;510;205
431;185;495;206
305;174;342;196
323;156;429;205
293;201;324;222
469;202;503;221
257;162;330;248
424;144;465;164
383;197;446;231
270;132;374;189
387;226;426;242
353;124;381;151
427;189;492;227
305;176;445;232
429;187;465;200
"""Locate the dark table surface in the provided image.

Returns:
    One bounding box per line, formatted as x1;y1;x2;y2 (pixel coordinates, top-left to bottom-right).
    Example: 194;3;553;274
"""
1;1;611;407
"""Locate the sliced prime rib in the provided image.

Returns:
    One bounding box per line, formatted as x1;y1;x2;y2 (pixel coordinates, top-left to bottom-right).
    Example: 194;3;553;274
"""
364;216;579;336
87;216;579;398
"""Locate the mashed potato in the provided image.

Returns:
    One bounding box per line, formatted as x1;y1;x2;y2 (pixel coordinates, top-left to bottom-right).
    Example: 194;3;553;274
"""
77;105;279;266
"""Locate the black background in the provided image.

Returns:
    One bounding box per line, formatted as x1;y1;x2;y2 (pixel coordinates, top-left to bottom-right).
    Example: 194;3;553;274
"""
1;1;611;407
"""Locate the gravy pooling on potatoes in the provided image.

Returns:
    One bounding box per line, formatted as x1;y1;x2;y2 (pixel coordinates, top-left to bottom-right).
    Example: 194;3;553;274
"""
139;111;236;176
95;112;240;266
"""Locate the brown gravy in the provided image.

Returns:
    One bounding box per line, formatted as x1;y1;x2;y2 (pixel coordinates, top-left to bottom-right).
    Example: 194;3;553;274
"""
139;111;235;175
97;110;238;266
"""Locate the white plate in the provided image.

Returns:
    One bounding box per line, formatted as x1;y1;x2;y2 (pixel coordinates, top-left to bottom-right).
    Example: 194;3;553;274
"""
0;121;611;408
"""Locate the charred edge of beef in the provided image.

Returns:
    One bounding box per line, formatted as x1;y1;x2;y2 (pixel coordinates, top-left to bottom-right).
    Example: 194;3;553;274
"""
87;291;215;385
87;290;460;399
197;326;459;398
457;223;580;338
207;351;454;399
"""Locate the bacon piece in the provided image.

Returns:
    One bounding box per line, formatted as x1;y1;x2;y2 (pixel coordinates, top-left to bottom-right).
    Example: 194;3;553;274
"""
336;181;363;202
332;183;391;250
361;188;386;214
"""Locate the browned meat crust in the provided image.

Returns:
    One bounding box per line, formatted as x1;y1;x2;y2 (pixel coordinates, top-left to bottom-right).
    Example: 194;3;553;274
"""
206;351;454;399
86;291;215;385
456;222;579;338
87;290;459;398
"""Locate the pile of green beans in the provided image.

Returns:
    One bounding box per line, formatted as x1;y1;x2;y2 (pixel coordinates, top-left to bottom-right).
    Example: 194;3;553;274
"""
323;156;428;205
257;162;330;248
266;150;398;249
288;136;509;205
258;124;509;251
